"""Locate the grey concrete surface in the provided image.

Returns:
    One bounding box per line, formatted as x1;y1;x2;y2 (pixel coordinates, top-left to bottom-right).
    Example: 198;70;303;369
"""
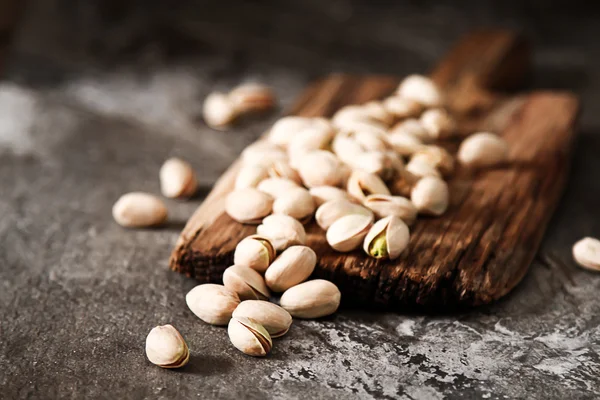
1;1;599;398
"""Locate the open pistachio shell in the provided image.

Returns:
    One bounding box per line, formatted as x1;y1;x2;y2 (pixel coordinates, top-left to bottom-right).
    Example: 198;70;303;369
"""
225;188;273;224
234;235;276;273
228;316;272;357
363;194;417;225
145;325;190;369
223;265;271;301
232;300;293;338
363;216;410;260
316;199;373;230
326;214;374;252
347;170;390;202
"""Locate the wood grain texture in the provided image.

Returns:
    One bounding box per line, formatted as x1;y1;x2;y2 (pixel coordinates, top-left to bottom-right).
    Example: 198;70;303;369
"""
170;30;580;309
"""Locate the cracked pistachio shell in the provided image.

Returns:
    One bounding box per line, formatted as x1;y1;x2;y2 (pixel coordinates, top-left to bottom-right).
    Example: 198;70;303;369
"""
383;96;422;119
235;164;268;189
410;176;449;216
347;170;390;202
272;188;315;223
257;177;301;199
295;150;345;188
411;145;454;176
226;188;273;224
234;235;276;273
457;132;509;167
573;237;600;272
228;316;272;357
390;118;433;143
326;214;374;252
287;123;335;156
280;280;341;319
159;157;198;198
364;194;418;225
316;199;373;230
420;108;456;140
229;83;275;114
112;192;168;228
268;116;331;148
396;74;443;107
406;158;442;178
232;300;292;338
186;284;240;325
363;216;410;260
388;131;425;156
223;265;271;301
203;92;237;129
241;142;287;167
257;215;306;251
309;186;355;207
268;160;302;185
145;325;190;369
265;245;317;292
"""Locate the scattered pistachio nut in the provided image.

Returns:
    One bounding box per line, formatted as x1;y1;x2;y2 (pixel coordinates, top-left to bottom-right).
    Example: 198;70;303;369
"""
265;245;317;292
382;96;422;119
257;177;301;198
388;131;425;156
457;132;509;167
406;158;442;178
411;145;455;176
159;157;198;199
145;324;190;369
268;160;302;185
390;118;433;143
295;150;345;188
235;164;268;189
363;216;410;260
316;199;374;230
228;316;272;357
234;235;276;273
396;74;443;107
232;300;293;338
347;170;391;202
410;176;449;216
272;187;315;223
309;186;355;207
225;188;273;224
112;192;168;228
363;194;417;225
280;279;341;319
326;214;374;252
229;83;276;114
203;92;237;129
223;265;271;301
420;108;455;140
572;237;600;272
186;284;240;325
257;214;306;251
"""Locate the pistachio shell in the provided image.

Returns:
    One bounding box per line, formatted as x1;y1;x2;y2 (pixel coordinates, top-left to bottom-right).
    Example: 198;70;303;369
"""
257;177;301;198
268;116;331;148
228;316;272;357
410;176;449;216
145;325;190;369
326;214;374;252
572;237;600;272
316;199;374;230
159;157;198;198
331;131;365;164
272;188;315;223
265;245;317;292
112;192;168;228
223;265;271;301
241;142;287;167
186;284;240;325
309;186;355;207
232;300;293;338
411;145;454;176
332;103;392;129
280;280;341;319
268;160;302;184
390;118;433;143
420;108;455;140
295;150;344;188
234;235;276;273
346;170;390;202
382;96;422;119
406;158;442;178
349;151;398;181
363;194;418;225
363;216;410;260
396;74;442;107
287;123;334;156
229;83;275;114
257;214;307;251
203;92;237;129
457;132;509;167
235;164;268;189
388;131;425;156
225;188;273;224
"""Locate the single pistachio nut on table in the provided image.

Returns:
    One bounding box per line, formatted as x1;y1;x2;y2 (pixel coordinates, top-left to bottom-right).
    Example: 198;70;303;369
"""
309;185;355;207
186;284;240;325
257;214;307;251
410;176;449;216
316;199;374;230
396;74;443;108
257;177;301;198
225;188;273;224
572;237;600;272
382;96;422;119
234;235;276;273
234;164;268;189
326;214;374;252
388;131;425;157
411;145;455;176
390;118;434;143
457;132;509;167
223;265;271;301
112;192;168;228
363;215;410;260
347;169;391;202
268;160;302;185
272;187;316;223
228;83;276;114
363;194;417;225
203;91;237;129
159;157;198;199
405;158;442;178
228;316;272;357
419;108;456;140
265;245;317;292
232;300;292;338
295;150;345;188
145;324;190;369
280;279;341;319
241;141;288;167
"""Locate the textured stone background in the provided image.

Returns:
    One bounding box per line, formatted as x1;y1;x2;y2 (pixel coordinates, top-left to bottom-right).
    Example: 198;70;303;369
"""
1;0;599;399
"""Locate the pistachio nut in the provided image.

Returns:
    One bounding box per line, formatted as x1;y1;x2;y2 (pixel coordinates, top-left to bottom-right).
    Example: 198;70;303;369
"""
316;199;374;230
295;150;345;188
186;284;240;325
390;118;433;143
410;176;449;216
362;101;395;126
351;129;391;153
268;160;302;185
112;192;168;228
145;324;190;369
234;164;268;189
349;151;400;181
272;188;316;223
223;265;271;301
457;132;509;167
268;116;331;148
406;158;442;178
234;235;276;273
396;74;443;107
159;157;198;198
363;216;410;260
388;131;425;156
257;214;307;251
229;83;275;114
225;188;273;224
332;105;385;131
257;177;300;198
203;91;237;129
347;170;391;202
411;145;454;176
363;194;418;225
287;122;335;156
241;141;287;167
326;214;374;252
572;237;600;272
309;185;355;207
420;108;455;140
232;300;293;338
280;279;341;319
265;245;317;292
382;96;422;119
331;131;366;164
228;316;272;357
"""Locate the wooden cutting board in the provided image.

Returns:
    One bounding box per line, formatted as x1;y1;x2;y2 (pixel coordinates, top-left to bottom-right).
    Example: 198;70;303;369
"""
170;30;580;310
